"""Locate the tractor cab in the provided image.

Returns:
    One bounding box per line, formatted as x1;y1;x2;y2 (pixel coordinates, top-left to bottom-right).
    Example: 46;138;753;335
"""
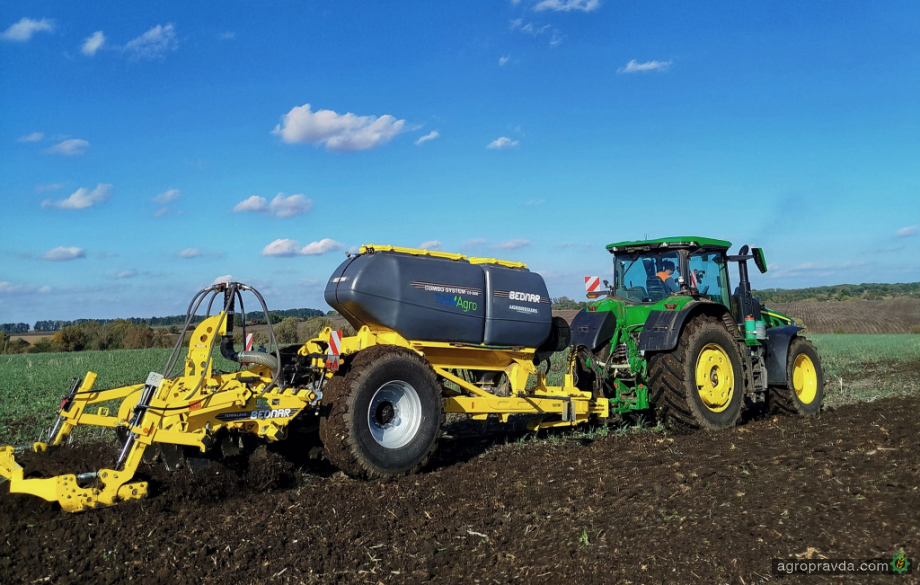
606;236;733;308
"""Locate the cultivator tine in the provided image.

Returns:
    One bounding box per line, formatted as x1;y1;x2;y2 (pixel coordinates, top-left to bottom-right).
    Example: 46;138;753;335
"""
48;377;82;443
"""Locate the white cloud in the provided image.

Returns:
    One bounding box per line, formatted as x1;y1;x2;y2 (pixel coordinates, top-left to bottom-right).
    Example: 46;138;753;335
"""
302;238;344;255
233;195;267;213
499;55;511;66
42;183;112;210
152;188;180;204
212;274;233;285
112;269;137;280
534;0;601;12
42;246;86;261
419;240;443;250
125;23;178;61
414;131;439;145
510;19;550;36
487;136;519;150
896;225;918;238
218;31;236;40
549;32;564;47
36;183;64;193
177;248;202;259
494;238;530;250
262;238;343;257
524;199;545;207
233;193;313;218
17;132;44;142
45;138;90;156
463;238;488;248
618;59;672;74
0;17;54;42
269;194;313;218
0;282;53;295
177;248;223;259
0;282;30;294
272;103;408;152
81;31;105;56
262;239;306;257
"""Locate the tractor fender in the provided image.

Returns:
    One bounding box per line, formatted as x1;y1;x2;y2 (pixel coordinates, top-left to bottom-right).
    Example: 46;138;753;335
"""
763;325;804;386
638;301;733;352
569;310;616;352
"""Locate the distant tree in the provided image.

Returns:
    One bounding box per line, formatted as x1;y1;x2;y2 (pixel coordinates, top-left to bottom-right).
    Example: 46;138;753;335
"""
299;317;332;341
276;317;302;344
53;326;88;352
552;296;588;310
30;338;53;353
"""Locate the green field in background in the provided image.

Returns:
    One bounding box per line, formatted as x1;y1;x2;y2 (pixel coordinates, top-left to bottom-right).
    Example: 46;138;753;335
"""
1;334;918;444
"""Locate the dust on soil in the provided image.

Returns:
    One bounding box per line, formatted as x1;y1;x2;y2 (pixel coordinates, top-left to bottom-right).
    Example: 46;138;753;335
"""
2;397;918;584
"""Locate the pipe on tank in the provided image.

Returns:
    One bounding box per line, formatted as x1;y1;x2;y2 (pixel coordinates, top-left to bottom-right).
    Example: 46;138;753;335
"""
220;336;279;371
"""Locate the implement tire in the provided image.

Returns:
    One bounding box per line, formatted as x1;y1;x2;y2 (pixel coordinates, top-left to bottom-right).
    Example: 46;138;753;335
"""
648;315;744;430
319;346;443;479
769;337;824;416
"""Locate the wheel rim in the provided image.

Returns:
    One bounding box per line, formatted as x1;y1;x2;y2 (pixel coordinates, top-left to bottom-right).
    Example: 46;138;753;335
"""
695;343;735;412
792;354;818;404
367;380;423;449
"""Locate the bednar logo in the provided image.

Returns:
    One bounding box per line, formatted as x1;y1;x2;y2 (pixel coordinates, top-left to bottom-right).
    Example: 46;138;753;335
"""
585;276;600;293
326;330;342;370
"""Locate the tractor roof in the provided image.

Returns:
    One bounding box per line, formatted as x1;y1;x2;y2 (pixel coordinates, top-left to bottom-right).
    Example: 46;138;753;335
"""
605;236;732;254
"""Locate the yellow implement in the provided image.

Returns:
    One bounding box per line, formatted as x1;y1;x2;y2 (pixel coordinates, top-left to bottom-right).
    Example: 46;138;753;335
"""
2;257;609;511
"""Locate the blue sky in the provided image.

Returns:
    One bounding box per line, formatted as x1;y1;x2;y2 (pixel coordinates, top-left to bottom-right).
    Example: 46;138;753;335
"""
1;1;918;324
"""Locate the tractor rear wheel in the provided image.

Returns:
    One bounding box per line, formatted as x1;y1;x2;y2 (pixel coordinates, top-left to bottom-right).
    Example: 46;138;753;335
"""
648;315;744;430
319;346;443;479
769;337;824;416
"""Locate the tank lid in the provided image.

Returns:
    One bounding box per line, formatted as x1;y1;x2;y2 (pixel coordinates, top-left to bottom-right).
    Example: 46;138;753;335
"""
360;244;466;261
358;244;528;269
468;257;528;269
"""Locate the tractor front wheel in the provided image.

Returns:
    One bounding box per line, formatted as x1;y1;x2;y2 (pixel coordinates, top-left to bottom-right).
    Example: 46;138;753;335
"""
648;315;744;430
319;346;443;479
769;337;824;416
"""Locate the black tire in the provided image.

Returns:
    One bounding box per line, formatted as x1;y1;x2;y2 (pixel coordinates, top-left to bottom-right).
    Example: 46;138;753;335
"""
648;315;744;430
319;346;443;479
769;337;824;416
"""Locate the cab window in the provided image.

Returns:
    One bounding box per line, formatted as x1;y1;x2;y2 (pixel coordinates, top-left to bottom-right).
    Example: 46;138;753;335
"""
688;251;727;306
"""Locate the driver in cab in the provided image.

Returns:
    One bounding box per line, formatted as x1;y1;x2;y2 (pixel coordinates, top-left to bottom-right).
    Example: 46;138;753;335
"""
657;260;680;293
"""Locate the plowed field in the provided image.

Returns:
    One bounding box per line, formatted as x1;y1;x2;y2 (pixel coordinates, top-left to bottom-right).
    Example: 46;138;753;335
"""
2;396;918;584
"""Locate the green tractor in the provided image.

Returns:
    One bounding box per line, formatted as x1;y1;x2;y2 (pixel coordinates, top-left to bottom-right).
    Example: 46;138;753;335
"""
570;236;824;430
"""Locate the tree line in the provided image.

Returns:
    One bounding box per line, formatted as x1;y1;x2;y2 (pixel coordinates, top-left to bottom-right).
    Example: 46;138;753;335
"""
753;282;920;303
4;307;328;334
1;314;354;355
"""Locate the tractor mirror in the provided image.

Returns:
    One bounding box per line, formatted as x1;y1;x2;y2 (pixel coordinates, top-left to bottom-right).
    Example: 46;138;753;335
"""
752;248;767;273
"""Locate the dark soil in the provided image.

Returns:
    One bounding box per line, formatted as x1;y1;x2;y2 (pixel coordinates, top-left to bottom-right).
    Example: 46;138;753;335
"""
2;397;918;584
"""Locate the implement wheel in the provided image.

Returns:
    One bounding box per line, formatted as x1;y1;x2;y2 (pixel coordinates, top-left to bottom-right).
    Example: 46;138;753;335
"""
648;315;744;430
769;337;824;416
319;346;443;479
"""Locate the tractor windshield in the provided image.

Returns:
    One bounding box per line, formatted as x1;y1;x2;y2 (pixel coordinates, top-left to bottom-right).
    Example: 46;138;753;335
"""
612;251;683;303
688;250;728;307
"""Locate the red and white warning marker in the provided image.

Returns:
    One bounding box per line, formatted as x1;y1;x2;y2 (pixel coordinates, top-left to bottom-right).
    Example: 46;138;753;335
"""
245;333;253;351
326;330;343;370
584;276;600;293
